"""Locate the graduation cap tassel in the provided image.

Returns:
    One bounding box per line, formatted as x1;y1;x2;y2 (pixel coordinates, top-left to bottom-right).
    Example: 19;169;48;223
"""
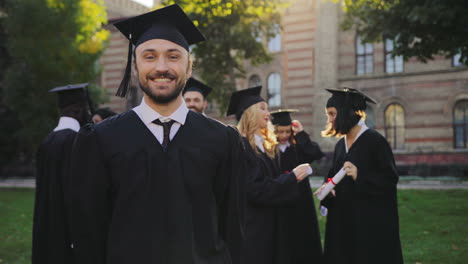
116;34;133;98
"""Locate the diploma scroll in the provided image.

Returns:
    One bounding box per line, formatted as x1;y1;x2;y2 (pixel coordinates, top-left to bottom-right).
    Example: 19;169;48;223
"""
316;168;346;201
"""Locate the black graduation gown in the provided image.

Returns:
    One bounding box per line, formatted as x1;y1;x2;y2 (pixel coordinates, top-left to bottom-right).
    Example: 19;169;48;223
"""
321;129;403;264
32;128;76;264
69;110;245;264
241;137;301;264
278;131;324;264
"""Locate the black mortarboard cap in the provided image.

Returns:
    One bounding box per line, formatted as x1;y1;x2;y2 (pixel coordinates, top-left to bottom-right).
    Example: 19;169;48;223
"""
270;109;299;126
326;87;377;111
113;4;206;98
227;86;264;121
48;83;90;109
183;77;212;98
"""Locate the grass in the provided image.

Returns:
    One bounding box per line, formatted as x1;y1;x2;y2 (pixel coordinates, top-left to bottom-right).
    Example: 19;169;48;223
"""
0;188;34;264
1;188;467;264
315;189;468;264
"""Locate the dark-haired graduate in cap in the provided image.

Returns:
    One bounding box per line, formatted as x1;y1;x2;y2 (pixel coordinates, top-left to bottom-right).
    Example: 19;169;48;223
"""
92;107;117;123
270;109;324;264
32;83;91;264
69;5;245;264
183;77;212;114
315;88;403;264
227;87;312;264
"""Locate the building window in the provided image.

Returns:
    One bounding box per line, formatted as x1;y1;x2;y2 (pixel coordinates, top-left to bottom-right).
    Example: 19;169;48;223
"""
248;74;262;87
454;100;468;148
356;36;373;75
267;73;281;107
384;103;405;149
453;52;464;67
385;38;404;73
365;106;376;129
268;25;281;52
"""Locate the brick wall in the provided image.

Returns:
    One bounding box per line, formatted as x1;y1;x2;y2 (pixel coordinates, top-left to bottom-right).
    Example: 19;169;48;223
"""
99;0;468;173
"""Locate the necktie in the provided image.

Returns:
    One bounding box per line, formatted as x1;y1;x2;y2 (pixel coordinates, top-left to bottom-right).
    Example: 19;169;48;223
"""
153;119;176;150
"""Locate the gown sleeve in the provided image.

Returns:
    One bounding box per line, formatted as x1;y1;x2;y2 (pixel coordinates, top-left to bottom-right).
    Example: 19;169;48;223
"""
216;126;246;264
243;139;300;207
32;142;46;262
295;131;324;163
69;124;112;264
354;133;399;197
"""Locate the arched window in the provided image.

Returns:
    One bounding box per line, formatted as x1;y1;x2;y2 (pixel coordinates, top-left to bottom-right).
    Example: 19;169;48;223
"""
248;75;262;87
267;73;281;107
454;100;468;148
268;25;281;52
384;103;405;149
356;36;373;75
365;106;376;129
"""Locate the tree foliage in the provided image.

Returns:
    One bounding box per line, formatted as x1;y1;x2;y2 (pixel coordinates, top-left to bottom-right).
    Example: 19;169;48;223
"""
2;0;109;162
161;0;288;113
339;0;468;64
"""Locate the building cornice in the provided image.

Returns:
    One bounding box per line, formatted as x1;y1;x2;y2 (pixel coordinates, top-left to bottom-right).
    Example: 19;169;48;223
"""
339;67;468;82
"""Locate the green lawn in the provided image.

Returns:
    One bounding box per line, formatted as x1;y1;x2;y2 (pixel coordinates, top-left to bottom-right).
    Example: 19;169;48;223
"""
315;189;468;264
1;188;467;264
0;189;34;264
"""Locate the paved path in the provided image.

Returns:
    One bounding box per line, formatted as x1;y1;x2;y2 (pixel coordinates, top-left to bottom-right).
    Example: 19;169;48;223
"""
1;177;468;190
310;179;468;189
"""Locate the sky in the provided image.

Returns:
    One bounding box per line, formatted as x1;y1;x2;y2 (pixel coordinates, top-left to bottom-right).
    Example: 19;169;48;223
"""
132;0;154;8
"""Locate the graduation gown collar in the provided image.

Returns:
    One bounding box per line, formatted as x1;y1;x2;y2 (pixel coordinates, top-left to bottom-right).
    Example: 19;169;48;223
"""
254;134;265;153
133;96;189;125
53;116;80;132
344;119;368;153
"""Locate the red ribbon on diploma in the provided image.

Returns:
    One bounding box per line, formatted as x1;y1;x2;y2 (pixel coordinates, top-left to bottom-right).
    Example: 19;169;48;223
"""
327;178;337;185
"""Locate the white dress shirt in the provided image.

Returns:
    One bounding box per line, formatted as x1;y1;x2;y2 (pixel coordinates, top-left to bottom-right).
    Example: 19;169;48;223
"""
133;97;189;145
254;134;265;153
278;141;291;153
53;117;80;132
344;119;368;153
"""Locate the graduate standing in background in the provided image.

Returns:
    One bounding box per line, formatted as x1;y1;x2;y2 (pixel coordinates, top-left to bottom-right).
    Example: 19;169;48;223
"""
91;107;117;123
32;83;91;264
183;77;212;114
316;88;403;264
227;86;312;264
70;5;245;264
270;109;324;264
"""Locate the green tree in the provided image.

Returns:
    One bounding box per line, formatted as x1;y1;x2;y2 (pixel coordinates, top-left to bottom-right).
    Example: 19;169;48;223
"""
161;0;288;113
339;0;468;64
2;0;109;164
0;0;21;171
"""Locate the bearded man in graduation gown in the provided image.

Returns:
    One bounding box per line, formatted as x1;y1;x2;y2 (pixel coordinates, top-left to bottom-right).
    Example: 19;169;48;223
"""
69;5;245;264
317;88;403;264
32;83;91;264
183;77;212;114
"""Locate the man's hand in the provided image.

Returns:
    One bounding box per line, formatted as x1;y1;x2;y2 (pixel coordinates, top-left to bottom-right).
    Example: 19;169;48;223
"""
343;161;358;181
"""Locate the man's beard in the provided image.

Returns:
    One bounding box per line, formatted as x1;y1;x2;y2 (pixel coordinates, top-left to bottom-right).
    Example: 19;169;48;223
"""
139;72;187;104
188;105;204;113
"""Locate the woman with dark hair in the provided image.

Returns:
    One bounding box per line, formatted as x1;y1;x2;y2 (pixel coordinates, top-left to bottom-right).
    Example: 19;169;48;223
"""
316;87;403;264
270;109;324;264
91;107;117;124
227;86;312;264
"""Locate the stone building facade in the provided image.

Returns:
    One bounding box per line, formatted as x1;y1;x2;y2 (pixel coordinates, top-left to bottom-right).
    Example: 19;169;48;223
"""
100;0;468;176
